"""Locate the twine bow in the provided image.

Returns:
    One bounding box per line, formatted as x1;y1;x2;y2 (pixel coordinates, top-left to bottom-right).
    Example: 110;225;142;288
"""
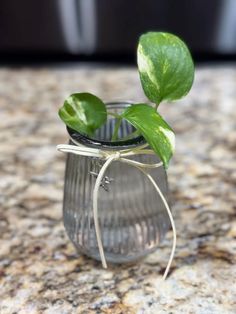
57;139;176;280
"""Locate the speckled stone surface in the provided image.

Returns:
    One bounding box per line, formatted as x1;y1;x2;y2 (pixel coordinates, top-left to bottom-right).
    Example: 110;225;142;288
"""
0;65;236;314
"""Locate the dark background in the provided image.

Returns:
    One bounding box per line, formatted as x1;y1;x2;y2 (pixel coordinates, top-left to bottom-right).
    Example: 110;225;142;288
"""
1;0;236;64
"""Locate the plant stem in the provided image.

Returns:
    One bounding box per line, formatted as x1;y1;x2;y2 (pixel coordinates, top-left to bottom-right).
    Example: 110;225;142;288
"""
121;129;140;141
107;111;121;119
111;117;122;141
155;102;160;110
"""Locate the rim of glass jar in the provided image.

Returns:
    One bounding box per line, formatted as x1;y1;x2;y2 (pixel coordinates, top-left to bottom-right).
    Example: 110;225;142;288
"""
67;101;146;150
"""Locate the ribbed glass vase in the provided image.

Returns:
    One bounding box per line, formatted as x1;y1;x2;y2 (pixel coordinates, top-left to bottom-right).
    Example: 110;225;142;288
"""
62;102;170;263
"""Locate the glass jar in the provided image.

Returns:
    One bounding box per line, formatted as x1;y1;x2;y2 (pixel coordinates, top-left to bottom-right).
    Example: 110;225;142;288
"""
62;102;170;264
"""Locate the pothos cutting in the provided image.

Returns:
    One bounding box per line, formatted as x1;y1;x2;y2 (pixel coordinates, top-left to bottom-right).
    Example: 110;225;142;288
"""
58;32;194;168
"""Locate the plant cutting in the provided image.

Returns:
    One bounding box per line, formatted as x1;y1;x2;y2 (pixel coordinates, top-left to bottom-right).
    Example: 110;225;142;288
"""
57;32;194;279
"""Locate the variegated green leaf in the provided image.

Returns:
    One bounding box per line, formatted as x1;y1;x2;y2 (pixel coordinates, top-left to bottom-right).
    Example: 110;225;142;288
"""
122;103;175;168
138;32;194;104
58;93;107;136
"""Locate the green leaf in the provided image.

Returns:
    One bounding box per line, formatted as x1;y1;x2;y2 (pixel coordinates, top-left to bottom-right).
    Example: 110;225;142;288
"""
122;104;175;168
137;32;194;104
58;92;107;136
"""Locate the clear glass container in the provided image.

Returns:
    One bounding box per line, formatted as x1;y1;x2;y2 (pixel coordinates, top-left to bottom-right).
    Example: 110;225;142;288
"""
62;102;170;263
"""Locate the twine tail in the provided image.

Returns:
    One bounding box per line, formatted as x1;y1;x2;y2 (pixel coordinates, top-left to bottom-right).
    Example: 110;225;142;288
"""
92;155;117;269
138;168;177;280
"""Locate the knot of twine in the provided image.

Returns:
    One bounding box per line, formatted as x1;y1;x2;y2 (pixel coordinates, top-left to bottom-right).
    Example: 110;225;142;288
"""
57;139;176;280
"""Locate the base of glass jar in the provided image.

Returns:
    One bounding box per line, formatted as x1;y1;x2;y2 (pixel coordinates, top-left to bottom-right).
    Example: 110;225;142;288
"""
69;237;161;264
64;216;169;264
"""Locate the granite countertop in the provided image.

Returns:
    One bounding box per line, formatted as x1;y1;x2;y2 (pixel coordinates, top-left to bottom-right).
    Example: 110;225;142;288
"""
0;65;236;314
